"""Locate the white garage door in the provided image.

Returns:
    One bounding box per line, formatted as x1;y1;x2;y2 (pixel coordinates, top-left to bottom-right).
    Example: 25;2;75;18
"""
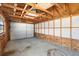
10;22;34;40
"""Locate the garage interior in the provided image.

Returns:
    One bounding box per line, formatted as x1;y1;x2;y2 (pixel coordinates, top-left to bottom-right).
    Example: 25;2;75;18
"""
0;3;79;56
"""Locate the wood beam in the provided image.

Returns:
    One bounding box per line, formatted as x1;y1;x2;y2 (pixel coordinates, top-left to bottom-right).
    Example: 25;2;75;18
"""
54;6;62;17
27;3;53;17
44;22;45;40
21;4;27;17
38;23;39;37
13;3;17;15
10;15;34;22
2;4;47;17
60;17;62;45
2;4;36;17
55;4;64;13
10;15;41;23
2;4;50;22
10;15;34;20
1;7;13;15
24;7;33;15
2;4;24;11
11;17;34;24
53;6;55;40
55;4;67;16
36;4;55;19
35;13;51;20
65;4;72;15
70;14;72;49
66;4;72;49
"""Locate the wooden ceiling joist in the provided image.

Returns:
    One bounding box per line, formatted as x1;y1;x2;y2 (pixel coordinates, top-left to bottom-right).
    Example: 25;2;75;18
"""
55;4;64;11
1;7;14;15
10;15;41;23
21;4;27;17
65;4;72;15
2;4;24;11
36;4;55;18
2;4;47;18
13;3;17;15
11;18;34;24
27;3;53;17
10;15;35;23
54;6;62;17
10;15;33;21
1;3;79;24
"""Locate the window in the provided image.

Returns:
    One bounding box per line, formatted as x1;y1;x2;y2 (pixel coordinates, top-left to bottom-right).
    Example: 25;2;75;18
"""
62;28;70;38
55;28;60;36
72;28;79;40
72;16;79;40
0;16;4;33
55;19;60;27
49;20;53;28
41;23;44;34
49;29;53;35
62;17;70;27
61;17;70;38
72;16;79;27
35;16;79;40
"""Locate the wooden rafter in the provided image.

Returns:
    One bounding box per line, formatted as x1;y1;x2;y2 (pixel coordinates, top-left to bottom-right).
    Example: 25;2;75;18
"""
21;4;27;17
1;4;41;22
27;3;53;17
54;6;62;17
55;4;68;17
35;12;52;20
55;4;64;13
2;4;51;22
1;7;14;15
2;4;24;11
24;7;33;15
10;15;42;23
13;3;17;15
11;17;34;24
65;4;72;15
10;15;34;21
36;4;55;19
1;3;79;24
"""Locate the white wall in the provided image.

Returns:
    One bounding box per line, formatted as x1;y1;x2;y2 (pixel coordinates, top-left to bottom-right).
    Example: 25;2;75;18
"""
35;16;79;40
10;22;34;40
72;16;79;39
26;24;34;38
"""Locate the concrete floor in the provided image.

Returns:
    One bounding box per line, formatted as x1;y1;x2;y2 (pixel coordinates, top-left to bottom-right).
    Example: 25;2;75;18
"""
3;37;79;56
